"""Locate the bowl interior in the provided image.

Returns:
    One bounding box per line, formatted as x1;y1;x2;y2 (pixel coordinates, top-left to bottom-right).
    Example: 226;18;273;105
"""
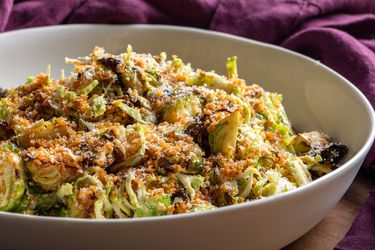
0;24;372;164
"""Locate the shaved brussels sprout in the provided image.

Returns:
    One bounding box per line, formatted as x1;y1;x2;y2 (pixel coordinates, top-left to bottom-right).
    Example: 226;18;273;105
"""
186;155;204;174
90;95;107;117
26;162;63;191
25;147;80;191
176;173;204;199
0;146;26;211
35;192;60;211
120;64;152;95
110;184;133;218
163;95;201;124
0;99;11;122
226;56;238;79
55;86;77;102
17;118;72;148
68;175;106;218
192;203;216;212
263;92;293;138
81;80;99;95
134;190;171;217
237;166;260;198
57;183;73;200
252;170;296;197
45;65;51;85
15;188;64;215
187;72;235;93
110;124;146;171
286;157;312;186
209;111;242;158
114;100;149;124
124;172;140;210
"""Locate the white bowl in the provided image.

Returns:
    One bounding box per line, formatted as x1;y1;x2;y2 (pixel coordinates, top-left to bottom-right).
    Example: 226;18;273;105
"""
0;25;374;250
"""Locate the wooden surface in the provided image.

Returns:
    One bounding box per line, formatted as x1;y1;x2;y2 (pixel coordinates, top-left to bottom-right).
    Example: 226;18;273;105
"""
284;169;375;250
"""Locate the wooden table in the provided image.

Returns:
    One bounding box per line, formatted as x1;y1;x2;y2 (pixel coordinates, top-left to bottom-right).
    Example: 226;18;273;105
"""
284;169;375;249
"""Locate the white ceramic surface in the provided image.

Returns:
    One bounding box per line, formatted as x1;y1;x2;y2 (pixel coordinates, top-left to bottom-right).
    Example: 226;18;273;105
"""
0;25;374;250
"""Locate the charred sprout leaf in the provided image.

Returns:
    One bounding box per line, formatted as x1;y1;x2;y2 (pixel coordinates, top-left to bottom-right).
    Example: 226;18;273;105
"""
290;134;311;154
97;57;121;70
163;95;202;124
321;143;348;166
310;163;333;178
0;88;7;99
226;56;238;79
26;161;63;192
299;154;323;169
209;111;242;158
0;146;26;211
289;132;330;154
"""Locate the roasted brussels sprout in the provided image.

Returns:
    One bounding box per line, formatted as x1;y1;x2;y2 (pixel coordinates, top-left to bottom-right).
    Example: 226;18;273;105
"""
290;131;330;154
163;95;202;124
209;110;242;157
0;144;26;211
68;175;107;219
25;146;81;191
109;124;146;171
109;184;133;218
17;118;73;148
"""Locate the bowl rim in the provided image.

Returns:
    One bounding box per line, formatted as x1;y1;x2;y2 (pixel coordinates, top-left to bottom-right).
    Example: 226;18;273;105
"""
0;23;374;223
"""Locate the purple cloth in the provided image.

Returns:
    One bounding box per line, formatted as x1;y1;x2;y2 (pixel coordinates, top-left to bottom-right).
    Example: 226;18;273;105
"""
336;189;375;249
1;0;375;248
